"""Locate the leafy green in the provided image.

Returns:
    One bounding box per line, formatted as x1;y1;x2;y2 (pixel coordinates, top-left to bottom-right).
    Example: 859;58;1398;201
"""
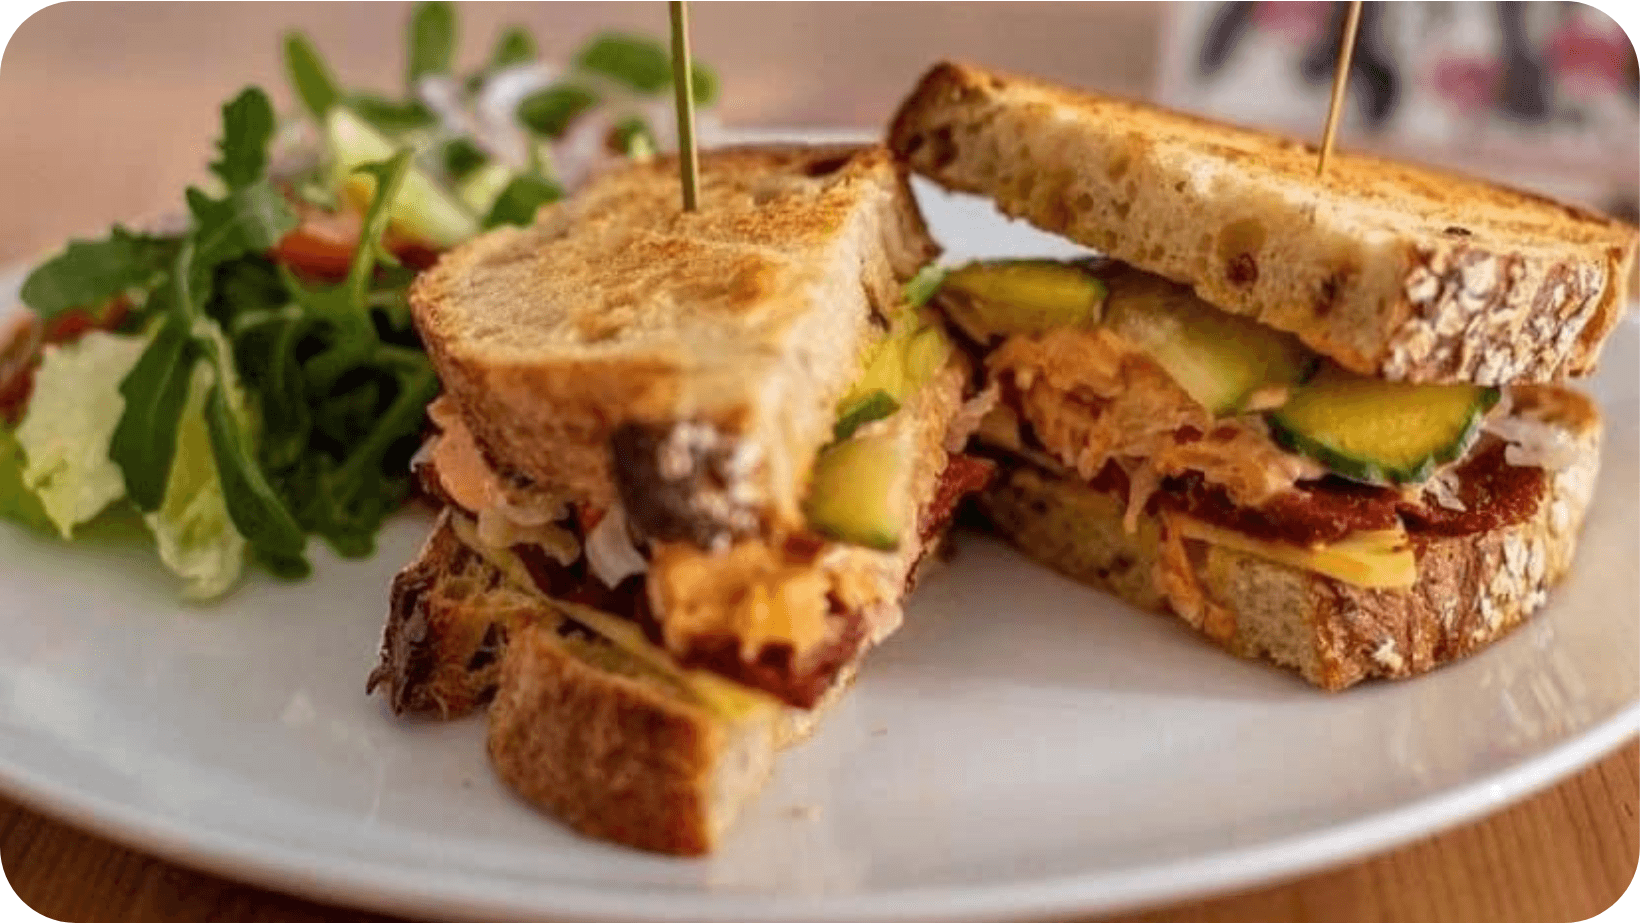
240;151;437;559
482;174;562;229
489;26;536;70
184;183;298;306
0;428;58;533
20;228;177;319
610;116;656;160
347;94;437;135
573;33;717;104
144;362;246;600
18;331;150;538
517;84;599;138
212;89;277;190
441;137;489;181
689;61;719;106
201;366;305;563
284;32;342;119
833;390;900;442
465;24;538;93
407;1;456;86
903;264;949;309
111;311;195;511
576;33;671;93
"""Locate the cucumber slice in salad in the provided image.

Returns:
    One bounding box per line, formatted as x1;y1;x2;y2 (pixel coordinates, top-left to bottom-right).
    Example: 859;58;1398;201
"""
324;107;478;248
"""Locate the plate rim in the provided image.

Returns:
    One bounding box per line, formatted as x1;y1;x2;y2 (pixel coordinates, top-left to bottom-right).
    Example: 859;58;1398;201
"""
2;140;1637;917
3;703;1633;921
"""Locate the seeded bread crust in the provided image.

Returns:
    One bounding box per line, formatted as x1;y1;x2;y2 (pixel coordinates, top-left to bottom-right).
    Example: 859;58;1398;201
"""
888;61;1638;386
978;387;1601;690
411;145;938;527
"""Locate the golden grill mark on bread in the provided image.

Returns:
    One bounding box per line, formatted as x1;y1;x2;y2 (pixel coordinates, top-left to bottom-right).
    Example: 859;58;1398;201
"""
888;61;1638;385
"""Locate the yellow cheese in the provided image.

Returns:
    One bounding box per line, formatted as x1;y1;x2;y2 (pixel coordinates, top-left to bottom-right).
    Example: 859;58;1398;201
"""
551;599;782;722
449;511;780;721
1173;516;1418;589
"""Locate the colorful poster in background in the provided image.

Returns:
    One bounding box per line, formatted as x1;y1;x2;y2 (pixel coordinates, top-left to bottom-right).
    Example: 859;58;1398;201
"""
1158;1;1639;222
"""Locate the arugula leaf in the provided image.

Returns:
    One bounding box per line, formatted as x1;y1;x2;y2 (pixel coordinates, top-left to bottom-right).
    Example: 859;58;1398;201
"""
347;94;437;135
575;33;670;93
250;312;314;472
690;61;719;106
517;84;599;138
465;25;538;93
482;174;562;229
207;255;288;330
344;154;412;302
441;137;489;181
212;88;277;190
610;116;656;160
284;32;342;119
111;312;196;511
573;33;717;104
20;228;177;319
489;26;536;70
203;377;307;563
185;183;298;307
407;1;457;86
0;427;54;533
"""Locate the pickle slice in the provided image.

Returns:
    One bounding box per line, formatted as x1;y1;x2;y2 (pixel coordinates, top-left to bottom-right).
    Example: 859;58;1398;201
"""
938;260;1107;340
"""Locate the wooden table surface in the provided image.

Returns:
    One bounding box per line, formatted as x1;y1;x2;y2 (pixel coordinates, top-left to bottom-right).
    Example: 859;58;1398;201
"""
0;4;1635;921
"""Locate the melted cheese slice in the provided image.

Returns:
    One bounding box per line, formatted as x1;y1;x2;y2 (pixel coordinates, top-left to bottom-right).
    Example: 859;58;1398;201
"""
1173;516;1418;589
448;513;780;721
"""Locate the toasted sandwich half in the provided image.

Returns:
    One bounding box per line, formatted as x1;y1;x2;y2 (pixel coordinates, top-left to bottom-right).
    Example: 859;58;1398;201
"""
367;145;995;853
889;62;1637;690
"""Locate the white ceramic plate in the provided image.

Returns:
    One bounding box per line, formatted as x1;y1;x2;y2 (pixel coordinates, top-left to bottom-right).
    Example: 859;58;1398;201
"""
0;179;1635;922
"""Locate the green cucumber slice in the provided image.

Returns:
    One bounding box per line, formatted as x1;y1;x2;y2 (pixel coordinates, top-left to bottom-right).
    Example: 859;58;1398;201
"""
938;260;1106;340
1102;273;1315;415
455;162;515;217
1267;367;1500;484
804;426;915;551
324;107;478;248
835;322;953;427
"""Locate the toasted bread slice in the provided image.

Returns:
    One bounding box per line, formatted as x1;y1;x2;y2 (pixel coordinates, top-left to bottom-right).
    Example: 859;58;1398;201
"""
411;145;938;533
888;61;1638;386
366;509;542;717
369;509;874;854
487;617;852;855
976;386;1601;690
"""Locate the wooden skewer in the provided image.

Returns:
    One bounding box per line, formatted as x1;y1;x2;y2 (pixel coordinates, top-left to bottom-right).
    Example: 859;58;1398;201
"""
669;0;700;211
1316;0;1364;178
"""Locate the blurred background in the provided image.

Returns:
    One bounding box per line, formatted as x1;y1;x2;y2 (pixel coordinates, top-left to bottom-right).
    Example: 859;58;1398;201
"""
0;1;1635;267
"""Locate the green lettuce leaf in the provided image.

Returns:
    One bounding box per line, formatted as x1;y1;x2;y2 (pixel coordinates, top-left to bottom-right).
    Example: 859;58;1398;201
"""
144;361;247;601
17;331;150;538
0;427;55;533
